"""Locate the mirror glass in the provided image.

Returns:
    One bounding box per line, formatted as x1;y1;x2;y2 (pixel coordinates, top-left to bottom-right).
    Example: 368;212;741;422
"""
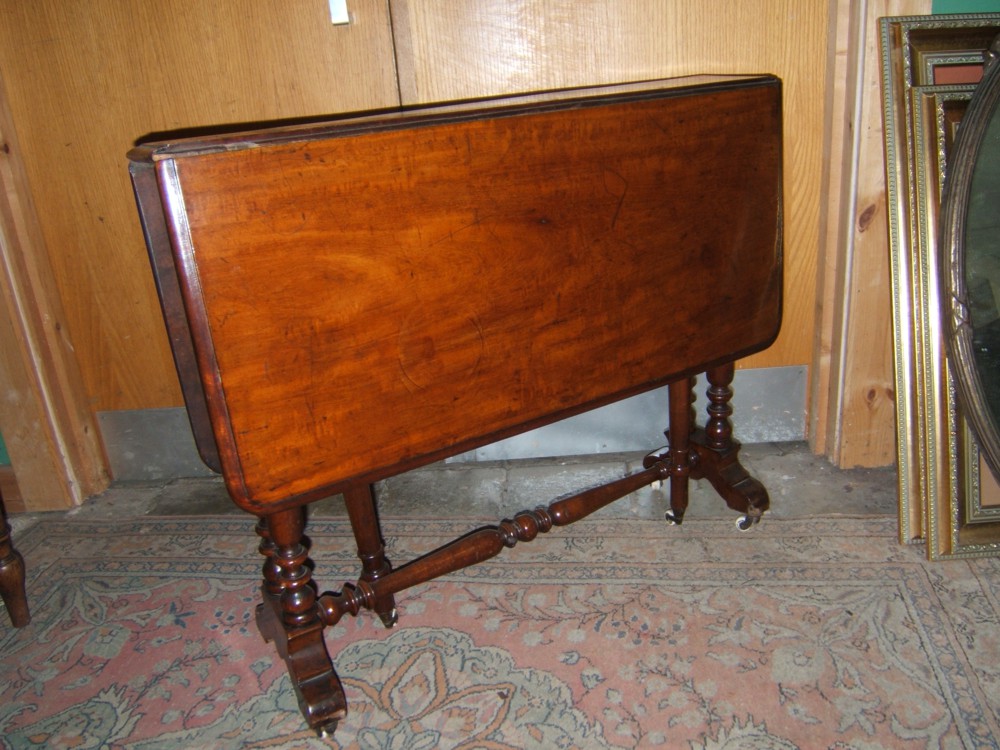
944;41;1000;481
966;100;1000;446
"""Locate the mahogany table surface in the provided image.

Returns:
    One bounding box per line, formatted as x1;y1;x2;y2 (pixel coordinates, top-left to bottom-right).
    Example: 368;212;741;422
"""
129;74;783;514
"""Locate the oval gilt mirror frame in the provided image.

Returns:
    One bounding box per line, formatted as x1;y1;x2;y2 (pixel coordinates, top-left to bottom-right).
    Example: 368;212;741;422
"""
942;35;1000;482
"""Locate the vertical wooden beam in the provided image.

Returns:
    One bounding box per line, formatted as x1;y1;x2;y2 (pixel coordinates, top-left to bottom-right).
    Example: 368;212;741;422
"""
810;0;855;457
0;73;109;510
811;0;931;468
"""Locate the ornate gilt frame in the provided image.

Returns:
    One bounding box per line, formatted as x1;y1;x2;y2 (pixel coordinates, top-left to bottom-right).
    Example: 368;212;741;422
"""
911;85;1000;558
881;14;1000;559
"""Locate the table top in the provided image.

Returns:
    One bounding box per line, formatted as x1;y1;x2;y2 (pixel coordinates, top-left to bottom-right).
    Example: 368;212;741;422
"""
130;74;783;512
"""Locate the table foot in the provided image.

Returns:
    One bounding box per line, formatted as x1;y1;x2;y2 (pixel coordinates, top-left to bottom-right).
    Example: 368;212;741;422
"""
256;592;347;734
688;428;769;524
256;508;348;734
645;364;769;526
0;490;30;628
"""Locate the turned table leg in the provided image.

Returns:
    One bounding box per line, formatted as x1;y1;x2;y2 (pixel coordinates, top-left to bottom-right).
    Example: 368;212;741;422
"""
254;508;346;735
689;361;770;528
664;376;695;525
0;487;30;628
343;484;397;628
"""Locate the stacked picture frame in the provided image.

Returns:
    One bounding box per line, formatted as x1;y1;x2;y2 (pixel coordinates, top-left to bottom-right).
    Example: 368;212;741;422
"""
881;13;1000;559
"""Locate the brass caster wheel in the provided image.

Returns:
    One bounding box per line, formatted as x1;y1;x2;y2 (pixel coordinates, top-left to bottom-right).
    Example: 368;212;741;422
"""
664;510;683;526
379;607;399;628
317;719;340;739
735;515;757;531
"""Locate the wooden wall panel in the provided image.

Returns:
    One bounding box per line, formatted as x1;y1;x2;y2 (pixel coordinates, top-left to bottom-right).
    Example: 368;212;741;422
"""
0;0;908;481
391;0;830;373
0;0;399;413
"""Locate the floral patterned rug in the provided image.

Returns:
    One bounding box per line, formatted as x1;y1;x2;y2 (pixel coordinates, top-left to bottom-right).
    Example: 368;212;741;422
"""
1;514;999;749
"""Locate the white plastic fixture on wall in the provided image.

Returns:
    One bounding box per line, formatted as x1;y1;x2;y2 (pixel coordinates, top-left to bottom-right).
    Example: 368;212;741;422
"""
329;0;349;25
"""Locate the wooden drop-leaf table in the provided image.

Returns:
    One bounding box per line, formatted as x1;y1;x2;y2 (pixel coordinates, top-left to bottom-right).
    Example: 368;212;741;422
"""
128;74;783;735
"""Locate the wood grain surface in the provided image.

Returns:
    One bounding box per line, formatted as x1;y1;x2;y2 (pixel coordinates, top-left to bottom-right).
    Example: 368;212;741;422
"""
143;78;782;508
0;0;397;412
392;0;825;375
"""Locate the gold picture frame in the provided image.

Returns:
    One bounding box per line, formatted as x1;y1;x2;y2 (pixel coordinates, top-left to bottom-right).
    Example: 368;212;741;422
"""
910;85;1000;558
881;14;1000;558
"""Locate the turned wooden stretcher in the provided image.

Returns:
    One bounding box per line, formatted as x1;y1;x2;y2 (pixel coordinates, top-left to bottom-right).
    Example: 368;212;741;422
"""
128;74;783;735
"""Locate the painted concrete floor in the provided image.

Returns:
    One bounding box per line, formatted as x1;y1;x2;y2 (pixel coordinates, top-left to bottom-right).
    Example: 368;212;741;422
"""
34;441;897;528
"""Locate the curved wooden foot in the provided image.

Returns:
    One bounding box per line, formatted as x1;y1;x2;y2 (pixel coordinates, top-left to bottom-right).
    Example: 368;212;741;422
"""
0;546;30;628
257;591;347;734
0;490;30;628
689;362;769;524
256;508;347;735
645;365;770;525
689;430;769;522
